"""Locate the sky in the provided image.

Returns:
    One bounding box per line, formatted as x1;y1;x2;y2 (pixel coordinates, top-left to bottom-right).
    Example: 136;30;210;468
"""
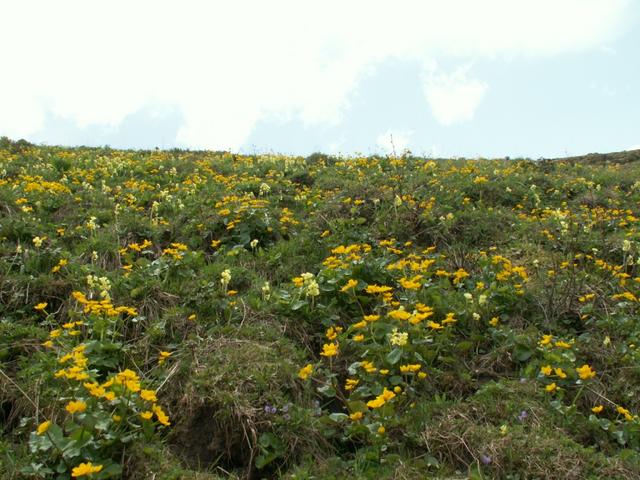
0;0;639;158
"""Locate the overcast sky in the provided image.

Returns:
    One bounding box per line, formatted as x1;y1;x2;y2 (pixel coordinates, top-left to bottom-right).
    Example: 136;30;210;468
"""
1;0;638;158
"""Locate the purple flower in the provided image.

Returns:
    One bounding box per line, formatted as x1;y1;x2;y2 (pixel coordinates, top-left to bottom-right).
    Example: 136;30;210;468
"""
480;454;492;465
264;404;277;415
517;410;528;422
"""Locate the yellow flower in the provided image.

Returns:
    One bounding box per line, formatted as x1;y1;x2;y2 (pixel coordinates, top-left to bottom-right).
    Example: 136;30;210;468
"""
326;326;340;340
188;314;197;321
298;364;313;380
539;334;553;346
388;309;411;321
152;404;171;426
442;312;457;324
140;389;157;402
399;364;422;374
579;293;595;303
65;400;87;414
591;405;604;414
320;343;338;357
140;411;153;420
340;279;358;292
377;425;386;434
364;314;380;322
352;334;364;342
36;420;51;435
554;367;567;379
545;382;558;393
489;317;499;327
367;397;385;409
71;462;103;477
365;284;393;294
540;365;553;376
34;302;48;311
158;351;172;365
42;340;54;348
452;268;469;285
366;388;396;409
576;364;596;380
83;382;106;398
114;369;141;392
612;291;639;302
399;276;422;290
617;406;634;421
32;236;46;248
360;361;377;373
389;328;408;346
345;378;359;391
349;411;363;421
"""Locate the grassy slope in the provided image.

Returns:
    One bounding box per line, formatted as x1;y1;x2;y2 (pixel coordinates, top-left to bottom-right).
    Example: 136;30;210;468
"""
1;138;640;479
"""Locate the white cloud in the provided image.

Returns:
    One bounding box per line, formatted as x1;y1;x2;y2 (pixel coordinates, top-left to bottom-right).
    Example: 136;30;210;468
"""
0;0;632;149
422;65;488;125
376;129;414;154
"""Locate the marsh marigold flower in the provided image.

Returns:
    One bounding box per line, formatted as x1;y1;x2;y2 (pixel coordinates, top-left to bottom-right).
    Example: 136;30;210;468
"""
158;351;172;365
367;388;396;409
65;400;87;414
140;389;157;402
71;462;103;477
349;411;363;421
576;364;596;380
152;404;171;426
345;378;359;391
36;420;51;435
298;364;313;380
340;279;358;292
320;343;338;357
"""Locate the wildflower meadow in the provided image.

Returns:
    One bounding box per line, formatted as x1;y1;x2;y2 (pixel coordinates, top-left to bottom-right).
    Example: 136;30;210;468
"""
2;137;640;478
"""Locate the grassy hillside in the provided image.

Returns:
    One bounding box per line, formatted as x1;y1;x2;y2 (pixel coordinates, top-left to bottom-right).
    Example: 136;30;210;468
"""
1;139;640;479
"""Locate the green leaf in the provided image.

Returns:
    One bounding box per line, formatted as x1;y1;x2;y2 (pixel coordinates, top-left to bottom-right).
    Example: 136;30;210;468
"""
328;413;348;423
386;348;403;365
99;463;123;478
317;384;336;397
291;299;307;311
513;343;533;362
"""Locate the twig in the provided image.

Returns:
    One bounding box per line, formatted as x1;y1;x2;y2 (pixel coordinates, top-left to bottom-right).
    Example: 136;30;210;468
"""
156;362;180;393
